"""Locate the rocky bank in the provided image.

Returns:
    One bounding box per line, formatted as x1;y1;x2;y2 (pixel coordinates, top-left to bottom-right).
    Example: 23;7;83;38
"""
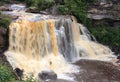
88;0;120;27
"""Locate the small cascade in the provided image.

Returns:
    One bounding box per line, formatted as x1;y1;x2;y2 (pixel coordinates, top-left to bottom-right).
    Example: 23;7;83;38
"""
3;4;115;81
48;20;58;56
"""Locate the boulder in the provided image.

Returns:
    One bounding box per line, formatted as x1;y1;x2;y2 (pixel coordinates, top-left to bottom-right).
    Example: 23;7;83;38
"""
14;68;24;80
26;7;39;13
40;11;49;15
38;70;57;80
117;55;120;60
0;6;10;11
88;0;120;20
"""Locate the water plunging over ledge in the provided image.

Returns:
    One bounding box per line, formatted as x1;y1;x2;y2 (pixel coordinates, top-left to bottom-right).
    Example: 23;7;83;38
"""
3;4;115;81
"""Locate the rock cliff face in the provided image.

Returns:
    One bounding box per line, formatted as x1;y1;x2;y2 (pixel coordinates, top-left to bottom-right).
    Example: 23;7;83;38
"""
88;0;120;28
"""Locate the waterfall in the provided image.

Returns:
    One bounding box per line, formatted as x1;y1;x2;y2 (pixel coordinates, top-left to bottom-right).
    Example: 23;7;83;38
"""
4;5;115;80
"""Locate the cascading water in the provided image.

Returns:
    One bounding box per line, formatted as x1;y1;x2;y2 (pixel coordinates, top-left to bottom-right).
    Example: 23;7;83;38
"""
3;4;115;81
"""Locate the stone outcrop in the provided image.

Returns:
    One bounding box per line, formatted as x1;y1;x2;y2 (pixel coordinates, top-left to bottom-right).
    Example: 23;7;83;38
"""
88;0;120;27
38;70;57;81
26;7;39;13
0;6;10;11
14;68;24;80
0;27;8;52
88;0;120;20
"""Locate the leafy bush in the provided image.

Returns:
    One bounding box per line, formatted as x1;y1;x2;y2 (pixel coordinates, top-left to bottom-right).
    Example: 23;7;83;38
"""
57;5;68;14
89;25;120;47
0;60;17;82
0;13;11;28
57;0;87;24
0;18;10;28
25;0;54;10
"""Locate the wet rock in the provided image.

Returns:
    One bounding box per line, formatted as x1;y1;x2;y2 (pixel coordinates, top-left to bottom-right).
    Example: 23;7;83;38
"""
0;27;7;35
100;0;107;5
38;70;57;80
115;56;120;65
88;14;112;20
14;68;24;80
26;7;39;13
111;46;120;55
0;6;10;11
0;27;7;47
88;0;120;20
87;0;120;29
117;55;120;60
40;11;49;15
0;36;5;46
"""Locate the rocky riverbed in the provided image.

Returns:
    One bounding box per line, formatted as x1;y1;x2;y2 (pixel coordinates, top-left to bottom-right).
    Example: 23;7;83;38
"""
47;59;120;82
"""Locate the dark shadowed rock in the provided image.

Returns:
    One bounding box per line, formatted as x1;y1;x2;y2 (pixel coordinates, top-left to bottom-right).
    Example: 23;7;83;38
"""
117;55;120;60
38;70;57;80
14;68;24;80
0;27;8;51
0;27;7;36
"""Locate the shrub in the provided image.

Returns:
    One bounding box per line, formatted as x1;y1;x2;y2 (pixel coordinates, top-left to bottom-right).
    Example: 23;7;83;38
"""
89;25;120;47
0;60;17;82
25;0;54;10
0;13;11;28
57;5;68;14
57;0;87;24
0;18;10;28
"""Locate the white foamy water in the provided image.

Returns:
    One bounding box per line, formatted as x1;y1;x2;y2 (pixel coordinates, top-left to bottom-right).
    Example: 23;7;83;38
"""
9;4;26;11
5;51;80;81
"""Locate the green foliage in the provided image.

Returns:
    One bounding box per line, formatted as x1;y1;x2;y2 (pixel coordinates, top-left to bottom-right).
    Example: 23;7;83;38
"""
25;0;54;10
89;25;120;47
0;13;11;28
0;18;10;28
0;60;17;82
57;5;68;14
25;0;87;24
57;0;87;24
